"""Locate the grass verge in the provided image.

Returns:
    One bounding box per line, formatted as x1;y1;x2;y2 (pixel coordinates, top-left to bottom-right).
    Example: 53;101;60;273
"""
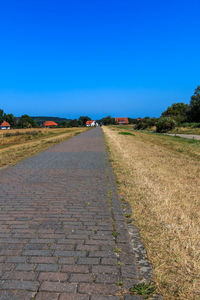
103;126;200;299
171;126;200;135
0;128;88;168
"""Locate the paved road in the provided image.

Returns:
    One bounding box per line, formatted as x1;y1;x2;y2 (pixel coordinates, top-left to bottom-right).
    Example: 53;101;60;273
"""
166;133;200;141
0;128;142;300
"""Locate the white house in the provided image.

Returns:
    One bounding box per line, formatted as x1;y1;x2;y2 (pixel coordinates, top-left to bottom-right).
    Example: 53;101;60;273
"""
0;121;11;130
86;120;96;127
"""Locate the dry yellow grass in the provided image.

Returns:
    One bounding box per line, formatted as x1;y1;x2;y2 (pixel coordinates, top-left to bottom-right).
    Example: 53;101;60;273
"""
103;126;200;299
0;127;87;168
171;127;200;135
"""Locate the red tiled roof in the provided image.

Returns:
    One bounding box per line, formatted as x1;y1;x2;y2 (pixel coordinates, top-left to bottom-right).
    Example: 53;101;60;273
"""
0;121;10;127
115;118;129;124
86;120;94;125
43;121;58;126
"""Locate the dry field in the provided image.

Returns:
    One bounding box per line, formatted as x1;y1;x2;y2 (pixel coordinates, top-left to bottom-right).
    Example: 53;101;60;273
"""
0;127;88;168
103;126;200;299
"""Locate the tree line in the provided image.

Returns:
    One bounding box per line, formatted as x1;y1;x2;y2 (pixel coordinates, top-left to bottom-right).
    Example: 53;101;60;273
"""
1;85;199;130
0;113;95;128
161;85;200;123
133;85;200;132
96;85;200;128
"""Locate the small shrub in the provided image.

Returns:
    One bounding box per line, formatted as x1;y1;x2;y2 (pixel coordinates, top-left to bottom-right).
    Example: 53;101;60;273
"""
156;117;176;133
113;247;121;253
112;231;119;238
119;132;135;136
124;213;131;218
129;282;156;297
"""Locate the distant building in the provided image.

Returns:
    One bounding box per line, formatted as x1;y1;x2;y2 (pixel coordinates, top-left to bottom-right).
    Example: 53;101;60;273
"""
43;121;58;128
86;120;96;127
115;118;129;125
0;121;11;130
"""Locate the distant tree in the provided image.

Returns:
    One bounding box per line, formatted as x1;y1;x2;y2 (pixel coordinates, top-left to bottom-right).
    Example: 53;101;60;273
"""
156;117;176;133
68;119;79;127
18;115;38;128
135;117;158;130
60;121;68;127
161;103;189;124
188;86;200;122
128;118;137;124
5;114;16;127
0;109;6;124
135;119;148;130
101;116;116;125
79;116;91;126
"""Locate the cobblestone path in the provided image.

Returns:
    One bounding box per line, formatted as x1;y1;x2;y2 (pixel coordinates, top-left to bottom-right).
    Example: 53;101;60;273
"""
0;128;142;300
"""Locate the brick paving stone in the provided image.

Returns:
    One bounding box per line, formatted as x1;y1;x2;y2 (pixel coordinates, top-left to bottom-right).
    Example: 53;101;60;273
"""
0;128;141;298
77;257;100;265
54;251;86;257
35;264;58;272
40;281;76;293
101;258;118;265
30;239;55;244
0;257;5;263
78;283;119;295
30;257;57;264
24;244;49;250
0;263;15;272
124;295;144;300
15;264;35;271
5;256;27;263
54;244;75;251
59;294;89;300
92;265;120;274
22;250;53;256
0;291;35;300
38;272;68;281
89;251;116;258
91;297;121;300
95;273;121;283
76;245;99;251
2;271;36;281
0;250;21;256
35;292;59;300
61;265;89;273
0;280;39;291
69;273;94;282
58;257;76;264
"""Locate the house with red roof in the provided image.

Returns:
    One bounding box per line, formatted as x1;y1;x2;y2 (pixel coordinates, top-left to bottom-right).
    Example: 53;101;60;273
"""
115;118;129;125
86;120;96;127
0;121;11;130
43;121;58;128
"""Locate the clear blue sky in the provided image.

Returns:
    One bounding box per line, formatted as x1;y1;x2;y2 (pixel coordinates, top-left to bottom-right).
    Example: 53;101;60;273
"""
0;0;200;119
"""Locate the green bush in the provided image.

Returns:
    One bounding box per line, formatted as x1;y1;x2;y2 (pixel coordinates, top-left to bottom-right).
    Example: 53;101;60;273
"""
135;117;158;130
156;117;176;133
119;131;135;136
135;121;149;130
